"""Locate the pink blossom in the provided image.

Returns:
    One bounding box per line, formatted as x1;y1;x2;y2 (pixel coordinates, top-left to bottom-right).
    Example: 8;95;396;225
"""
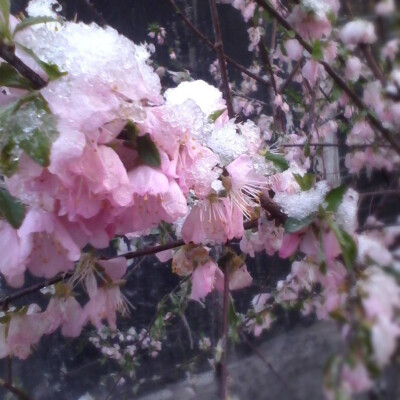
45;296;84;337
285;39;303;61
345;56;362;82
181;197;244;245
83;286;128;330
190;261;218;301
229;264;253;290
339;20;377;46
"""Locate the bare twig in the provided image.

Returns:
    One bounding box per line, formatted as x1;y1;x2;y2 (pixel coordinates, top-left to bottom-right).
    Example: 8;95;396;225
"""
359;44;385;85
279;59;301;93
216;258;230;400
209;0;234;117
0;378;33;400
281;142;390;148
167;0;270;88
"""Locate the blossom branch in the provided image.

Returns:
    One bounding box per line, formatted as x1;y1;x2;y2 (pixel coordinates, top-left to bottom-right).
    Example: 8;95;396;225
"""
208;0;234;118
0;207;282;308
254;0;400;155
0;40;47;89
167;0;270;88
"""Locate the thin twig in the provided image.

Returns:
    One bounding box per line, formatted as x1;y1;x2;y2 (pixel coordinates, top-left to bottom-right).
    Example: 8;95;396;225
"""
281;142;391;149
209;0;234;118
254;0;400;155
359;44;385;85
0;272;73;309
0;378;33;400
167;0;269;88
216;260;230;400
279;59;301;93
239;333;301;400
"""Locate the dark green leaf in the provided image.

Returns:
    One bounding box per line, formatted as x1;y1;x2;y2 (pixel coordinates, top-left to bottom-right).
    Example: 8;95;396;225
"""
311;40;323;60
284;213;317;233
293;173;315;191
265;152;289;172
13;16;57;37
208;108;226;122
325;185;347;212
137;133;161;167
0;62;33;89
17;44;67;81
0;188;25;228
304;142;310;157
328;220;357;270
0;93;59;176
0;0;10;38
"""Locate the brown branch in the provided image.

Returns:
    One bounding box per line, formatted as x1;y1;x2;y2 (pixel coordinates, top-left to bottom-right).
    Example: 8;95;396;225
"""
251;19;277;94
279;59;301;93
0;272;73;310
281;142;391;148
209;0;234;118
216;255;231;400
167;0;270;88
0;41;47;89
0;378;33;400
254;0;400;155
359;44;385;85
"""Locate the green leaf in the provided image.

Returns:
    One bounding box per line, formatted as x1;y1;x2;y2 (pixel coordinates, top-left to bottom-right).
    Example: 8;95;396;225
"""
293;173;315;191
13;16;57;37
0;0;10;38
208;108;226;123
137;133;161;167
304;142;310;157
17;44;67;81
284;213;317;233
0;93;59;176
311;40;323;60
0;63;34;89
325;185;347;212
0;188;25;228
327;220;357;270
265;152;289;172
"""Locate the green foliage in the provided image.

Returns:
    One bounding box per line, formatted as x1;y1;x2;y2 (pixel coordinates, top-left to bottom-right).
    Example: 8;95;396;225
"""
208;108;226;122
0;93;59;176
0;188;26;228
265;151;289;172
311;40;323;60
284;213;317;233
17;44;67;81
137;133;161;167
13;16;57;37
0;0;10;39
0;62;34;89
325;185;347;212
327;219;357;270
293;173;315;191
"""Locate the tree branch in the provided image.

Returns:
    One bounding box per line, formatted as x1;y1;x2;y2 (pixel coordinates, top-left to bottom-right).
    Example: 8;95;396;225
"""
208;0;234;117
0;378;33;400
167;0;270;89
